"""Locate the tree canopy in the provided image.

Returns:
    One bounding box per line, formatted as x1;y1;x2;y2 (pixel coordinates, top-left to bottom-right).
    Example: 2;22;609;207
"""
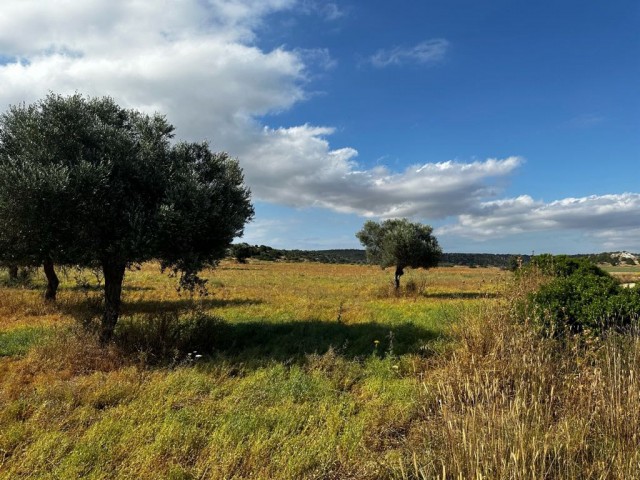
356;219;442;289
0;93;254;340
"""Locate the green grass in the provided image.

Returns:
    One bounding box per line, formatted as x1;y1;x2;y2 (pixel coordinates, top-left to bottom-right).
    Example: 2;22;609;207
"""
0;326;51;356
2;262;639;478
601;265;640;273
0;262;506;479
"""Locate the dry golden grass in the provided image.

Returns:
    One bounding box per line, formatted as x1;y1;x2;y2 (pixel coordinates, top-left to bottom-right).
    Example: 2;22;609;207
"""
2;261;639;479
403;275;640;479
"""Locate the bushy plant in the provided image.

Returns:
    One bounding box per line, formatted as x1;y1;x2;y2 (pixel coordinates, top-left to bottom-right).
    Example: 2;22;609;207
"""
527;255;640;335
527;254;608;278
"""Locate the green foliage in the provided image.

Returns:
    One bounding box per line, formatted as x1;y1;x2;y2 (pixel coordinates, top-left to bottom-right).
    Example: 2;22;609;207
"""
229;242;254;263
528;255;640;335
356;218;441;271
528;254;609;278
156;142;254;289
0;93;254;338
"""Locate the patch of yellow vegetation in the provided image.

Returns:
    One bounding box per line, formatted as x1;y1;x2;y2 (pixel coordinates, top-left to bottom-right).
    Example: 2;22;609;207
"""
7;262;636;478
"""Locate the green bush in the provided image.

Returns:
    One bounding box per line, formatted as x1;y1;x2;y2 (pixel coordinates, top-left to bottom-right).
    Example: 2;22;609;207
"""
528;256;640;335
527;254;609;278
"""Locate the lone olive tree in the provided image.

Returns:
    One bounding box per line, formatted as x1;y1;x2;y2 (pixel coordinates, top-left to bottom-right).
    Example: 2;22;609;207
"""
0;93;254;341
356;219;442;289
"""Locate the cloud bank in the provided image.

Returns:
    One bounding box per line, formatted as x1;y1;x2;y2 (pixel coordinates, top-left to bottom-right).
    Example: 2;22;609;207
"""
440;193;640;248
0;0;637;249
0;1;514;220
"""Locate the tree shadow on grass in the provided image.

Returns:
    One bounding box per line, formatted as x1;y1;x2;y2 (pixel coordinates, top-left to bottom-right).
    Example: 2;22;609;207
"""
121;297;262;315
57;297;263;327
424;291;499;300
56;297;443;366
211;319;441;361
65;284;154;292
113;311;444;365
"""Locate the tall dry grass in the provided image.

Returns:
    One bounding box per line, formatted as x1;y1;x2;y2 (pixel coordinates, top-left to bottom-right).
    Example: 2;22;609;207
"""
405;274;640;479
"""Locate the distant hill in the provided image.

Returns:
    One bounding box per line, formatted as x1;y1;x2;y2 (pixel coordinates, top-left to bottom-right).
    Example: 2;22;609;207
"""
229;244;534;268
229;245;640;269
584;251;639;266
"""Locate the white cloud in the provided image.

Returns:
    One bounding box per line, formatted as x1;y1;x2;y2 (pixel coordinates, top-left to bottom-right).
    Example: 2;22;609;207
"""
300;1;345;21
240;124;523;217
590;228;640;252
369;39;450;68
2;1;636;252
294;48;337;71
440;193;640;250
0;1;305;139
0;1;518;224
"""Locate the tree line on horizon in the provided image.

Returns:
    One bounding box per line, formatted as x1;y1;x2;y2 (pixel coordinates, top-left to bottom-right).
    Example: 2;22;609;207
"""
229;245;639;269
229;244;528;269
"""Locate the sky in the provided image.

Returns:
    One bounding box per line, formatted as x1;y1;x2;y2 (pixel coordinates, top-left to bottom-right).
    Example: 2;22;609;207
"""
0;0;638;253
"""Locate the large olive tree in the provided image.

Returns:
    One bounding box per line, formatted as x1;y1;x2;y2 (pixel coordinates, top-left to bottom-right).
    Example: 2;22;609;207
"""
0;96;85;299
356;219;442;289
0;93;254;341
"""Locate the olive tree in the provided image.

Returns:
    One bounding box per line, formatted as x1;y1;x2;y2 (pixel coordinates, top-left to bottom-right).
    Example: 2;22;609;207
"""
0;96;86;299
356;219;442;289
0;93;254;341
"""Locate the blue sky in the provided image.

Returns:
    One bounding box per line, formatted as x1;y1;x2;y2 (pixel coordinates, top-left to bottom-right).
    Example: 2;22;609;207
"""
0;1;638;253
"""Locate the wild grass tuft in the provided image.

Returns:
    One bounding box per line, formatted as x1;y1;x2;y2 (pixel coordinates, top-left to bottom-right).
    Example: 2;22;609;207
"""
0;327;51;357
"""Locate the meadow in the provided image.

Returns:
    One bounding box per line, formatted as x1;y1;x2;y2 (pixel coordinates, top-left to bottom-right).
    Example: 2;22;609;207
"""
601;265;640;286
1;262;639;479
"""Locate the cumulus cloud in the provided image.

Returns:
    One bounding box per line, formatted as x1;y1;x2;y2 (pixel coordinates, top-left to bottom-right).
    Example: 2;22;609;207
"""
440;193;640;246
0;0;305;140
2;0;636;251
0;1;519;222
241;140;523;218
369;39;450;68
590;228;640;251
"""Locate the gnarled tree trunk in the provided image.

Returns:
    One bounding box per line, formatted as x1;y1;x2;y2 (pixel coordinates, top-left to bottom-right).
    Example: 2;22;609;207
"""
100;261;126;344
43;258;59;301
395;265;404;290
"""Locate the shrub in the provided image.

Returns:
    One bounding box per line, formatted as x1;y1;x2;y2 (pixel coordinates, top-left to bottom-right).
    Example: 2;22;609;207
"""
527;254;608;278
527;255;640;335
1;266;36;287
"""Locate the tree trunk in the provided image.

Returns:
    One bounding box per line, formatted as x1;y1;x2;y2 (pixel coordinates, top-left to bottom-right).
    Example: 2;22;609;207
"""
395;266;404;290
43;258;59;301
100;261;126;344
8;265;18;281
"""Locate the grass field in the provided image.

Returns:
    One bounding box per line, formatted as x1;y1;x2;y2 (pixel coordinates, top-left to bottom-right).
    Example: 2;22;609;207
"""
1;262;639;479
601;264;640;284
